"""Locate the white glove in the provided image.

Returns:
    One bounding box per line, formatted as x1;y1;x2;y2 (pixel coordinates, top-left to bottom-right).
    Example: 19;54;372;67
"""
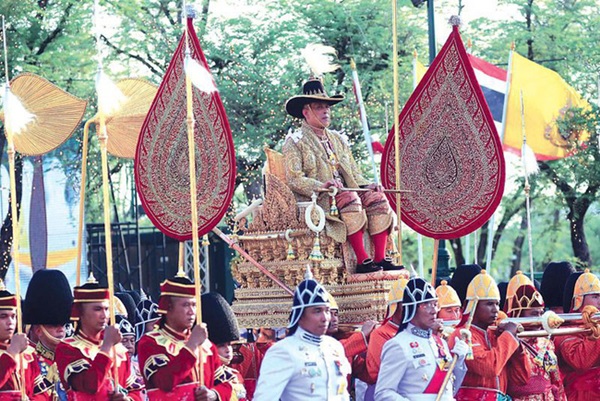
451;339;469;359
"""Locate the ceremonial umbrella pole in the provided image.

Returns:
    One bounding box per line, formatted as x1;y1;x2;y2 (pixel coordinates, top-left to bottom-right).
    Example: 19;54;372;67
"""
93;0;123;388
2;17;26;401
1;18;86;399
391;0;403;266
182;1;205;385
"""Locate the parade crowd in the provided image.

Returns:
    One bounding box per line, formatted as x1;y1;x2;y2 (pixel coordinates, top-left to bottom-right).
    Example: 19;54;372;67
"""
1;261;599;401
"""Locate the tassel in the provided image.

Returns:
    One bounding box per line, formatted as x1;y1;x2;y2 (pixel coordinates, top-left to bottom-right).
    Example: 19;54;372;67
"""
329;195;339;217
1;86;36;135
286;241;296;260
202;234;210;247
309;234;324;261
95;69;126;116
185;55;217;93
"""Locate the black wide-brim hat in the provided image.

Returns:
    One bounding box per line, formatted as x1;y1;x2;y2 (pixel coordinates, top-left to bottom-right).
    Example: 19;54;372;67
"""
285;78;344;119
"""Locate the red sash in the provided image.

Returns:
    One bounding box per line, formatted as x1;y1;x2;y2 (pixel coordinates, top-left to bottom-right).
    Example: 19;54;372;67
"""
423;366;447;394
147;382;197;401
424;335;450;394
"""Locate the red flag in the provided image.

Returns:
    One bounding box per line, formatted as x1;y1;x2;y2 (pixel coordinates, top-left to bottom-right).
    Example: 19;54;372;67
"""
380;25;505;240
135;18;236;241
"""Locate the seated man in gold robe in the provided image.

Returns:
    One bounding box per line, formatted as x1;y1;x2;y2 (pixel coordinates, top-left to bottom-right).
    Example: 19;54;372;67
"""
283;77;399;274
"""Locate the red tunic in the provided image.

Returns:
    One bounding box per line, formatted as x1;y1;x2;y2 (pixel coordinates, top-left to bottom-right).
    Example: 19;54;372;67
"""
507;337;566;401
0;341;48;400
448;325;531;401
136;324;233;401
54;331;143;401
365;320;398;384
554;332;600;401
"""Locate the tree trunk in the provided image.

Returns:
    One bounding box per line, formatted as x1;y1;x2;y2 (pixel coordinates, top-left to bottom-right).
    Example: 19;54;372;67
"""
449;238;465;267
477;220;489;265
568;199;592;267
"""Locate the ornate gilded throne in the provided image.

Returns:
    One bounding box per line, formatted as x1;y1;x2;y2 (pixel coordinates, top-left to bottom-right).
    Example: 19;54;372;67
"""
230;147;408;328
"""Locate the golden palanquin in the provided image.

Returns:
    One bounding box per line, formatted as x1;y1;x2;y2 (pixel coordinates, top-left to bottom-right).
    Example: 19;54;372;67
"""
231;148;407;328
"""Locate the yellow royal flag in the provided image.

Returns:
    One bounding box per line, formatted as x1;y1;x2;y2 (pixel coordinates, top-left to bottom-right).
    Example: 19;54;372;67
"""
504;52;590;160
413;58;427;87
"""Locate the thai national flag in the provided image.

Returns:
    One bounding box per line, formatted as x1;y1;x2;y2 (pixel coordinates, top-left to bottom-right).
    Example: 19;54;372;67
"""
468;54;508;136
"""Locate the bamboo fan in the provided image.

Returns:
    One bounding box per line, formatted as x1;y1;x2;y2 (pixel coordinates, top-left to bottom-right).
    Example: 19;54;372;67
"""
0;73;87;155
91;78;157;159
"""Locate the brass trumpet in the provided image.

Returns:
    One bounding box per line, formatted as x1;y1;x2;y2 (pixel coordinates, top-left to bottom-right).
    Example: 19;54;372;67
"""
442;309;600;338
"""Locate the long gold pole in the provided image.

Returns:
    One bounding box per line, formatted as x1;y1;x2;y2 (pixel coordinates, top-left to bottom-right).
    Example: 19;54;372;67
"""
97;117;119;389
76;119;92;286
3;15;26;400
183;11;204;385
6;116;27;401
392;0;403;264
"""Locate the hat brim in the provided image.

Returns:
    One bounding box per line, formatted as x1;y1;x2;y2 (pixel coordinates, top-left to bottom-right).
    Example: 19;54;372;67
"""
285;94;344;119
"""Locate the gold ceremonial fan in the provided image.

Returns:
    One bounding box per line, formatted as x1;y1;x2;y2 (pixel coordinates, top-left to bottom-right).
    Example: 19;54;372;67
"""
0;72;87;155
89;78;157;159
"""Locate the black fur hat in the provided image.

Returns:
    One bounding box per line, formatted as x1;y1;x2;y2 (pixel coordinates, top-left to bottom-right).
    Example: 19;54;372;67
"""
201;292;240;345
563;271;584;313
24;269;73;325
449;264;482;306
498;281;508;312
541;261;576;309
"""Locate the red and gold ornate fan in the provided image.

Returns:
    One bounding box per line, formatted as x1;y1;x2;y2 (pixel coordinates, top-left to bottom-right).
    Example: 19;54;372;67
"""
135;17;236;241
381;24;505;240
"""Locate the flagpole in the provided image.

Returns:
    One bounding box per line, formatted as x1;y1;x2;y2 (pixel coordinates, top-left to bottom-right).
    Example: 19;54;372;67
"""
392;0;403;265
485;44;514;272
412;49;424;277
520;91;535;282
350;59;379;186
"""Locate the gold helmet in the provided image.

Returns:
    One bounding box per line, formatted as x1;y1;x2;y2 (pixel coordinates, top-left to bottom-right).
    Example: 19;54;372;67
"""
572;269;600;312
504;271;533;312
436;280;461;308
326;291;339;310
465;270;500;315
386;278;409;319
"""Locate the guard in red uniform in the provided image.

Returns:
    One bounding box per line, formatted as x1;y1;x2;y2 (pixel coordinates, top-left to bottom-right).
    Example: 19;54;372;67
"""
448;270;531;401
137;276;233;401
24;269;74;401
505;283;566;401
0;279;48;400
54;276;143;401
554;269;600;401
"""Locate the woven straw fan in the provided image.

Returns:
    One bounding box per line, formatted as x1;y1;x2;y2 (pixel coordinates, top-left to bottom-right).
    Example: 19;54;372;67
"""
0;73;87;156
91;78;157;159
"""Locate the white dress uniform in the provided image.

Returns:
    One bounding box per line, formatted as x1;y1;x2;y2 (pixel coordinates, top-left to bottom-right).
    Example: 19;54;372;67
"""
375;323;467;401
254;327;351;401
